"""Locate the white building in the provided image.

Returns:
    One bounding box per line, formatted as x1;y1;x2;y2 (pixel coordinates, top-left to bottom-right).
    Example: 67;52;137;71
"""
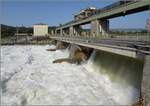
33;23;48;36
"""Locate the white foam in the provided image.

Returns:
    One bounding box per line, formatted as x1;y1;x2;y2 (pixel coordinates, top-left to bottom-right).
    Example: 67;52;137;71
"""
1;45;135;105
83;51;139;105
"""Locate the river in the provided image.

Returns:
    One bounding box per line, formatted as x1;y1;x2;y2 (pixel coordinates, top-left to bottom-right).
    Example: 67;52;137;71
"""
1;45;142;105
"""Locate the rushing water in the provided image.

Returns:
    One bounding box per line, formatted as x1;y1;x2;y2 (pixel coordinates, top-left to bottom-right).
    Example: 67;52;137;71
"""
0;45;144;105
85;50;144;104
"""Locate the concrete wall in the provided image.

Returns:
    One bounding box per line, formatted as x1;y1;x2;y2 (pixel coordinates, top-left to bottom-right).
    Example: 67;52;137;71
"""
142;55;150;106
33;25;48;36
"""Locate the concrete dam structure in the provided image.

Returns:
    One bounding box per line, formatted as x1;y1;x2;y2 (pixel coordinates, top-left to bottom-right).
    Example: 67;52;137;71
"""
49;0;150;105
90;50;144;103
50;40;145;105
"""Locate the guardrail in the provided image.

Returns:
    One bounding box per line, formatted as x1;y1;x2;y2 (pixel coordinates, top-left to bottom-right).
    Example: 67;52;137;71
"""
50;34;150;42
96;1;137;15
50;35;150;56
113;35;150;42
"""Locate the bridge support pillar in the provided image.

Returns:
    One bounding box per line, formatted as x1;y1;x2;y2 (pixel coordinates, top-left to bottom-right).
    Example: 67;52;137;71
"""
62;30;65;36
74;25;81;37
100;19;109;36
69;26;74;37
62;28;70;36
91;19;109;37
91;20;99;37
51;30;55;35
56;29;61;36
69;26;81;37
62;30;66;36
60;29;63;36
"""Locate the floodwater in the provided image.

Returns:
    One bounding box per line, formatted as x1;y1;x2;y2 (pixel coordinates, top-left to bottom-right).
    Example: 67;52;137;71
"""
1;45;142;105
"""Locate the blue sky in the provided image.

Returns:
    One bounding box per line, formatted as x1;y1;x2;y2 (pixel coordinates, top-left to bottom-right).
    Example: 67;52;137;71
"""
1;0;150;29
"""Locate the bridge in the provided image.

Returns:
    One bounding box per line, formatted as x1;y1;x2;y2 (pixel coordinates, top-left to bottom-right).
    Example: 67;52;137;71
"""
55;0;150;37
49;1;150;105
50;0;150;59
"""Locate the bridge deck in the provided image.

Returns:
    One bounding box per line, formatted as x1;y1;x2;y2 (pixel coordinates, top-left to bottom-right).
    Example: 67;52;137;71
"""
57;0;150;30
50;36;150;59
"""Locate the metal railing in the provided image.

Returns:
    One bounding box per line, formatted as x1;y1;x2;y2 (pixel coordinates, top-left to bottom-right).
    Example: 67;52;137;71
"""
50;33;150;42
50;34;150;55
96;1;137;14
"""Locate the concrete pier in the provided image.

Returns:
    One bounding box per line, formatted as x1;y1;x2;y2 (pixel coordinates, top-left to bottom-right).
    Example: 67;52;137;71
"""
91;19;109;37
69;26;74;36
142;55;150;106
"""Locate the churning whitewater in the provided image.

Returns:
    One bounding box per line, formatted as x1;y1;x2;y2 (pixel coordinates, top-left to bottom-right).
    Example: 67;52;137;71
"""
1;45;138;105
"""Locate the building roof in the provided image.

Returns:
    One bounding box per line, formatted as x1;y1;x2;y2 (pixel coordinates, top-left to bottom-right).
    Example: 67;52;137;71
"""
34;23;48;25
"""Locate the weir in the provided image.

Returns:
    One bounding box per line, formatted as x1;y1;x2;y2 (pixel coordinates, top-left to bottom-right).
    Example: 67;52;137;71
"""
50;40;149;105
87;50;144;104
91;50;144;90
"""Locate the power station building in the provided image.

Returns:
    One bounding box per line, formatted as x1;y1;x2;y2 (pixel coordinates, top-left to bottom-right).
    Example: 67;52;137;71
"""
33;23;48;36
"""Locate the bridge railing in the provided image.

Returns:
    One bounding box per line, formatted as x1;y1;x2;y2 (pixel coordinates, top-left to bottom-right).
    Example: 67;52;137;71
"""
50;33;150;43
95;1;139;17
111;35;150;42
96;1;133;14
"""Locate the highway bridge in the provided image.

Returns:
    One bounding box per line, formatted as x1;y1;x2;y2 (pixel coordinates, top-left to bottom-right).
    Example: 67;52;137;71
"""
56;0;150;35
50;0;150;59
51;36;150;59
50;1;150;105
